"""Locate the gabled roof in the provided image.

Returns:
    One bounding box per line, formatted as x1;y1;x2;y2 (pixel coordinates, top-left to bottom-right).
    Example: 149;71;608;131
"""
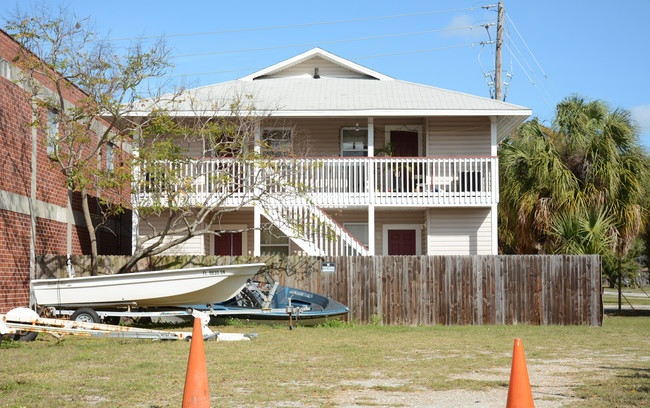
240;48;394;81
146;48;531;138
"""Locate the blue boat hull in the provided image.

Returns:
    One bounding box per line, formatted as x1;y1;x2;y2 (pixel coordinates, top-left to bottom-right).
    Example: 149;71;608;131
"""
205;277;349;325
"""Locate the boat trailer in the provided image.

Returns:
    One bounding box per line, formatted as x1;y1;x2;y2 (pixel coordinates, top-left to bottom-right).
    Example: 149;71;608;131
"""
0;308;256;344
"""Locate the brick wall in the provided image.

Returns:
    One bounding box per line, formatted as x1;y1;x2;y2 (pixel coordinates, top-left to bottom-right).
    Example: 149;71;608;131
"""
0;29;132;313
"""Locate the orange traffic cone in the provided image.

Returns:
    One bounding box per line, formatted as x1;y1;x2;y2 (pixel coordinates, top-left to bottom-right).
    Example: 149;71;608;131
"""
506;338;535;408
182;317;211;408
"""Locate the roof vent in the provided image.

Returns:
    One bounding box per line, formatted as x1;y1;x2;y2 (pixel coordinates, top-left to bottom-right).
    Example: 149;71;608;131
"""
313;67;320;79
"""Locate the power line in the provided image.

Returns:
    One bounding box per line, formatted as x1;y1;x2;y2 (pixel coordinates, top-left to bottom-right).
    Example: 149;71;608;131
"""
162;42;493;78
504;11;559;100
106;7;495;42
502;41;553;109
503;29;554;105
351;42;493;60
171;24;494;59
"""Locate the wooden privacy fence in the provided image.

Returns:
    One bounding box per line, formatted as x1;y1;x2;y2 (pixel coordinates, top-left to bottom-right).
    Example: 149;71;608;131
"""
36;254;602;326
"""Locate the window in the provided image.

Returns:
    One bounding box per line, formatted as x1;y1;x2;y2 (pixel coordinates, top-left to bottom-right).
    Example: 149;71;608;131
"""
106;142;115;171
262;128;292;157
46;109;59;156
341;127;368;157
0;58;10;80
343;223;369;248
260;224;289;255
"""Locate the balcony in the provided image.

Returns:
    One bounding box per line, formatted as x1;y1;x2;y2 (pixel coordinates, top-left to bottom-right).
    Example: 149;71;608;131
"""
136;156;498;208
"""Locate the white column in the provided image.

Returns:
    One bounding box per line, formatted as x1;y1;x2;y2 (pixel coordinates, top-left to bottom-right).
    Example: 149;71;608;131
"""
490;116;499;254
490;116;498;156
368;205;375;255
132;210;139;256
367;117;374;156
368;117;375;206
253;122;262;256
254;122;261;153
254;206;261;256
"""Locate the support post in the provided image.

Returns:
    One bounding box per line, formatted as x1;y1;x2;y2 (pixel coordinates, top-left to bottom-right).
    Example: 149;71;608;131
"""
368;205;375;255
254;206;261;256
490;116;499;255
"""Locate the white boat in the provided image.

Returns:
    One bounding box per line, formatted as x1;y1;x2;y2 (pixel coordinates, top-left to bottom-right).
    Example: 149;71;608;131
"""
31;263;266;307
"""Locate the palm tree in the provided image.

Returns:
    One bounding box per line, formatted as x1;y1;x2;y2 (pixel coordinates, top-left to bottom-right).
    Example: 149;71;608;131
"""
549;206;615;255
500;96;650;310
555;96;649;309
499;119;579;253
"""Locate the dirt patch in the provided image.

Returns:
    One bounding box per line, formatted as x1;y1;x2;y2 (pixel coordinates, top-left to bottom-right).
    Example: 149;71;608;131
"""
327;357;612;408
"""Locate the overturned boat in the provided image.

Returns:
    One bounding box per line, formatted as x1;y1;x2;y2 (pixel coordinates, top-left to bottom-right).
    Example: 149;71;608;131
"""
205;273;349;325
31;263;266;308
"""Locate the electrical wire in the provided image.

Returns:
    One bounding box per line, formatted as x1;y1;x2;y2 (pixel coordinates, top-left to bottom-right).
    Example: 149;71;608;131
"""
351;42;493;60
503;29;553;106
162;42;494;78
502;41;553;109
105;7;495;42
170;25;495;59
504;11;559;100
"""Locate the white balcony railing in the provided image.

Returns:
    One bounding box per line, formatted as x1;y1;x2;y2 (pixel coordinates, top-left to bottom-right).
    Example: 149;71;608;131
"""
135;156;498;208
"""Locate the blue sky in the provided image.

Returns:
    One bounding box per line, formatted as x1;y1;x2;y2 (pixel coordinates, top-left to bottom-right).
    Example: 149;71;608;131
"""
3;0;650;150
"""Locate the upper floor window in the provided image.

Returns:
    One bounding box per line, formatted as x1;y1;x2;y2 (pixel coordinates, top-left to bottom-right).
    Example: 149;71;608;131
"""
262;128;292;157
341;127;368;157
106;142;115;171
0;58;10;80
46;109;59;156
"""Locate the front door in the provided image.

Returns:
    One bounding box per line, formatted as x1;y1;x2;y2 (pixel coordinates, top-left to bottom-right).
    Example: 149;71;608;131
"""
390;131;418;157
214;232;242;256
390;131;419;192
387;229;417;255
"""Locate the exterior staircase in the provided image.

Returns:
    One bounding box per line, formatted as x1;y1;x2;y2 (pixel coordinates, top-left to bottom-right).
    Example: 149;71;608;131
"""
258;198;369;256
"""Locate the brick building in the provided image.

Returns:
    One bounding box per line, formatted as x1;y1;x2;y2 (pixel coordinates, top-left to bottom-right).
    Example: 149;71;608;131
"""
0;29;131;313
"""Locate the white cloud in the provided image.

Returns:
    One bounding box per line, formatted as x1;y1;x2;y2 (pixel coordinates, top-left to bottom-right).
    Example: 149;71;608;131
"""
630;104;650;131
443;14;486;41
631;104;650;149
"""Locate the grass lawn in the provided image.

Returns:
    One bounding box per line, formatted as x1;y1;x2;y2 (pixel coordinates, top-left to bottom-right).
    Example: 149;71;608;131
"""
603;288;650;307
1;313;649;407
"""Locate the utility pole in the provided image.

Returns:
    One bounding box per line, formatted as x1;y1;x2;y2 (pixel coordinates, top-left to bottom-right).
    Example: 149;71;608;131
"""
494;1;504;101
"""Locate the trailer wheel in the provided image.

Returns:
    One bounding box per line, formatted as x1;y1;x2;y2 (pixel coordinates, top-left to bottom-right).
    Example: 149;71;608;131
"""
17;331;39;342
70;308;100;323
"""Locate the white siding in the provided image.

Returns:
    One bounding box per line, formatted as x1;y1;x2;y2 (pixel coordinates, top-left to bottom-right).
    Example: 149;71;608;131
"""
142;235;205;255
258;56;375;79
259;117;425;157
139;213;206;255
426;208;492;255
376;210;425;255
205;210;254;255
426;117;492;157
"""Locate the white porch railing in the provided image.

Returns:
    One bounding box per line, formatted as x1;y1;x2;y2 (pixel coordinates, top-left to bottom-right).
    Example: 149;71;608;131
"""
284;157;497;206
135;156;498;207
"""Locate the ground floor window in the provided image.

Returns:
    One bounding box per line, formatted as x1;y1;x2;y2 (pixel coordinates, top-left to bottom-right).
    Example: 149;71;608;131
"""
260;224;289;255
212;224;248;256
343;223;369;248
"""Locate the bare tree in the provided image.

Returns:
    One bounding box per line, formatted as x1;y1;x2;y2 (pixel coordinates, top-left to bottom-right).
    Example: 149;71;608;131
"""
6;6;169;274
8;7;334;275
118;91;320;272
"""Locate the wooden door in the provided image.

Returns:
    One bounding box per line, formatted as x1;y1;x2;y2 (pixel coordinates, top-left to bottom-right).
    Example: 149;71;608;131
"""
214;232;242;256
390;131;418;157
387;229;417;255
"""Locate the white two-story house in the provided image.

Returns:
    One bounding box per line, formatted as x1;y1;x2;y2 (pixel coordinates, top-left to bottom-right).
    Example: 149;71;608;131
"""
134;48;531;257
